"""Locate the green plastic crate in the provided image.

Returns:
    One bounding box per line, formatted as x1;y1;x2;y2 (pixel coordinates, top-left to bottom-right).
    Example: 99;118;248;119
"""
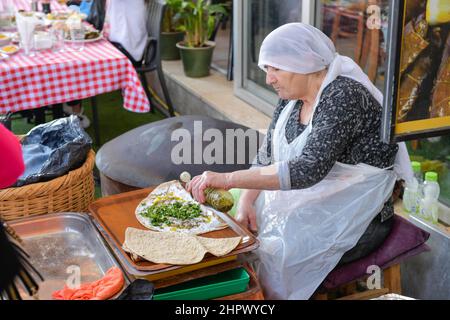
153;267;250;300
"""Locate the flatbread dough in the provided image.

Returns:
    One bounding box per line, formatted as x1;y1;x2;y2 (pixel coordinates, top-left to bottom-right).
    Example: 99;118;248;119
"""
123;227;206;265
195;236;242;257
123;227;241;265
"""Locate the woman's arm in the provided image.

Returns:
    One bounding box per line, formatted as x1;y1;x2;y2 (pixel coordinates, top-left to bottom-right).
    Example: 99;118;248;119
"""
186;165;280;204
251;99;286;167
239;188;261;204
235;189;261;232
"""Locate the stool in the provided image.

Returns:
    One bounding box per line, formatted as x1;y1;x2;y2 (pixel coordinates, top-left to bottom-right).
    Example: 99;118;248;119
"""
95;115;264;196
312;215;430;300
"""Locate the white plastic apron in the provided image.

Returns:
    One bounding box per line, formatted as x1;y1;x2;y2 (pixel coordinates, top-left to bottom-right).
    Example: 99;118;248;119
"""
254;100;397;300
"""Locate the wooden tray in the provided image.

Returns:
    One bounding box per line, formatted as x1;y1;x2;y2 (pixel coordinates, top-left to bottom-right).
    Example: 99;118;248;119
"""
89;188;259;274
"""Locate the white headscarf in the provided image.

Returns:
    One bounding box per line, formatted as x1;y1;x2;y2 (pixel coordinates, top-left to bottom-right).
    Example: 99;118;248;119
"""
258;23;413;182
258;22;383;105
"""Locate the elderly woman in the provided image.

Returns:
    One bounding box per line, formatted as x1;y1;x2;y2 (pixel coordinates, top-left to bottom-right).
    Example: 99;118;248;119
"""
187;23;410;299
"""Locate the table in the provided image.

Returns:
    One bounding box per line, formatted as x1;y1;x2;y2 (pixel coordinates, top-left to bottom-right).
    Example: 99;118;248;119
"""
0;0;151;143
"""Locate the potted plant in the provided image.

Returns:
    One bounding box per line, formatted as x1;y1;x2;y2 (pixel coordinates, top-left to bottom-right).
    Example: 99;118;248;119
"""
161;0;185;60
176;0;227;77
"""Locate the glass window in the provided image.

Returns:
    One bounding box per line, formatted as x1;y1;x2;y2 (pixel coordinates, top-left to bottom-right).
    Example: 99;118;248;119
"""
211;0;232;76
316;0;390;90
234;0;303;114
235;0;389;114
245;0;302;92
406;135;450;207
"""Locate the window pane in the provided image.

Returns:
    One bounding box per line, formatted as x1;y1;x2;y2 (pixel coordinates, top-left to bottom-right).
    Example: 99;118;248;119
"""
406;135;450;207
211;0;232;75
317;0;390;90
245;0;302;92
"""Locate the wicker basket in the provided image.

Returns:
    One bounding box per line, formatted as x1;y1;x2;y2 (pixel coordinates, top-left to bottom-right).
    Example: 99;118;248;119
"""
0;150;96;221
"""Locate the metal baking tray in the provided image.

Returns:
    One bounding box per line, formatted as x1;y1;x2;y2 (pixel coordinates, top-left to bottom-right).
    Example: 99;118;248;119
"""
8;212;130;300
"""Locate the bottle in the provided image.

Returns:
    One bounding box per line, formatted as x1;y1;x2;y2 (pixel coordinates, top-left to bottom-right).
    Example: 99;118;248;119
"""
403;176;419;215
419;172;440;224
203;187;235;212
180;171;234;212
411;161;423;185
411;161;423;205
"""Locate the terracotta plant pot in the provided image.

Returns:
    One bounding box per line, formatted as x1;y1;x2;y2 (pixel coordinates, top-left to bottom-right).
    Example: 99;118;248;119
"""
176;41;216;78
160;31;185;60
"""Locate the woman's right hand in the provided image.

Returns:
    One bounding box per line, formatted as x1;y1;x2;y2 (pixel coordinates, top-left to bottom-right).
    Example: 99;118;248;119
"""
235;198;258;233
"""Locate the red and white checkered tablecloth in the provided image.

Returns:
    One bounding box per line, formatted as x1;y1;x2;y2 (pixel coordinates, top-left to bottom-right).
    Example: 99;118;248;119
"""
12;0;67;12
0;0;150;114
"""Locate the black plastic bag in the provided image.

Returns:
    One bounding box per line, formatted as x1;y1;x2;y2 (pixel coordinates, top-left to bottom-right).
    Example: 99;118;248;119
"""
116;279;154;300
86;0;106;31
13;116;92;187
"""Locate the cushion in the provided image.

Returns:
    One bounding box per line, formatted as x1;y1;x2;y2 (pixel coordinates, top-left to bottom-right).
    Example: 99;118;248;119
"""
96;115;264;189
322;215;431;289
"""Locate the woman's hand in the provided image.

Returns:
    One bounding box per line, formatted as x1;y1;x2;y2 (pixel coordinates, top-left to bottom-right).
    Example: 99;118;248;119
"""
186;171;232;204
235;198;258;233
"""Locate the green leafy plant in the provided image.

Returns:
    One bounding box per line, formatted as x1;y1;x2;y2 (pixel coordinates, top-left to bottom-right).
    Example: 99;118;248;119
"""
178;0;228;48
162;0;184;33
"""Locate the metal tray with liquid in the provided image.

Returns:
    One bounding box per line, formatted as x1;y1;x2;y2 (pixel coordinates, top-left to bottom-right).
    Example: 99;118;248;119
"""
8;212;129;300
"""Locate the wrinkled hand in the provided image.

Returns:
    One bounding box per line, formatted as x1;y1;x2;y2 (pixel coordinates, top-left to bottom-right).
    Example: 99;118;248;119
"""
235;199;257;233
186;171;231;204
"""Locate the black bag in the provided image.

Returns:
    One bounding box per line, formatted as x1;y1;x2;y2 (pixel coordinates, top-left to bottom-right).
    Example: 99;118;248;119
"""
14;116;92;187
86;0;106;31
116;279;154;300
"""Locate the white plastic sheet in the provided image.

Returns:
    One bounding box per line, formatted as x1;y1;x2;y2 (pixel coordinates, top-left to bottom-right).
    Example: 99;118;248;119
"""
254;162;397;299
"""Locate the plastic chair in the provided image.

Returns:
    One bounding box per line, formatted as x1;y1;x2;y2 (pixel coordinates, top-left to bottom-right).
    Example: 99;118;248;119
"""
141;0;175;117
113;0;175;118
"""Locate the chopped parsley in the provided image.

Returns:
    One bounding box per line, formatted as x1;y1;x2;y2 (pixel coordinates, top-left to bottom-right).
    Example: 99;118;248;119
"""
140;196;203;227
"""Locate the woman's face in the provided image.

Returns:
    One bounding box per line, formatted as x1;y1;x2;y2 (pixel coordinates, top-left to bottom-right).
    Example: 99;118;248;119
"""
265;66;309;100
